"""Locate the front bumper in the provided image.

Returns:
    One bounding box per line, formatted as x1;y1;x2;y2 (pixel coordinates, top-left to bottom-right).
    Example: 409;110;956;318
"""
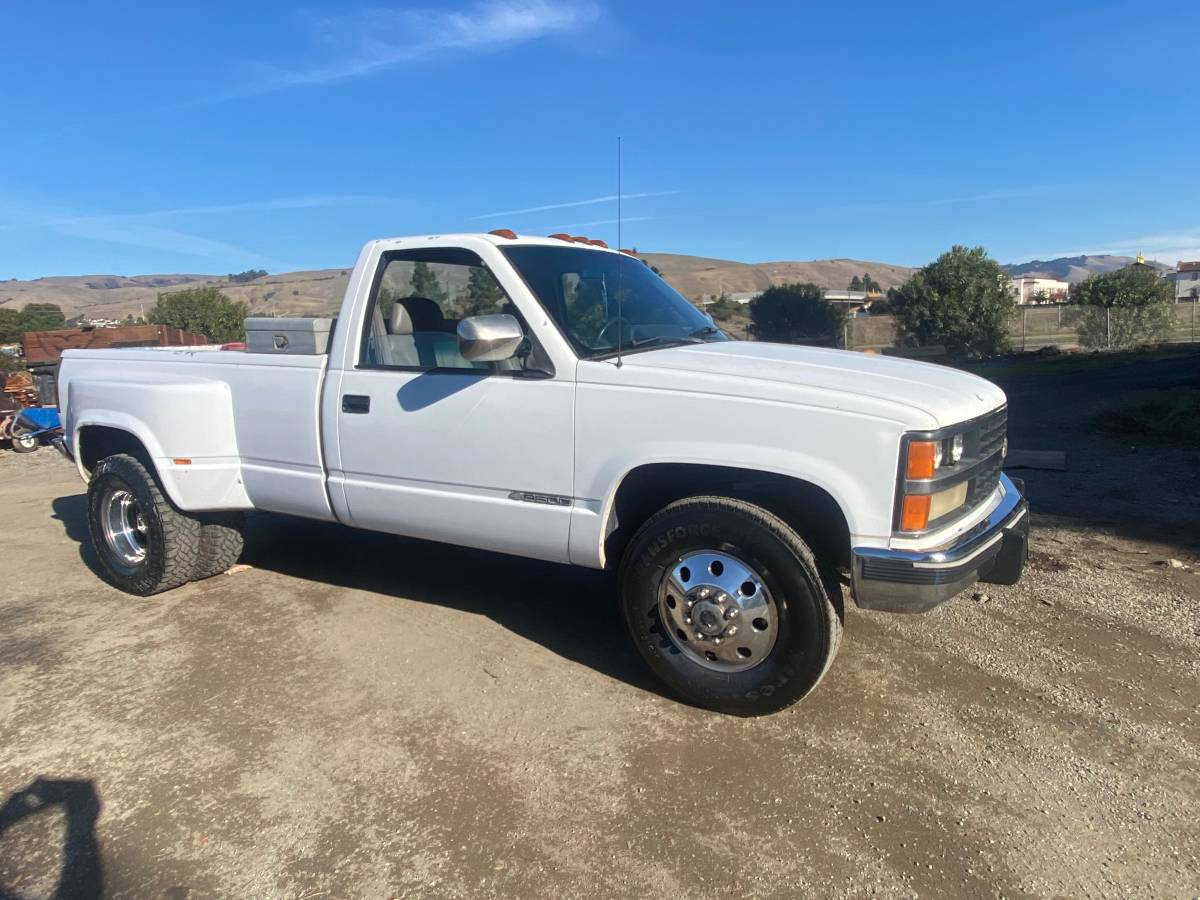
851;473;1029;613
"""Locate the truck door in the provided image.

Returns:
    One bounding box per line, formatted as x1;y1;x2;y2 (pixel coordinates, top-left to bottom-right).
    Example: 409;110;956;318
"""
326;247;575;563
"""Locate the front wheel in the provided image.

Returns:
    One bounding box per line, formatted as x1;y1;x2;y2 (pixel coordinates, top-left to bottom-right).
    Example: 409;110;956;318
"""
620;496;842;716
87;454;201;595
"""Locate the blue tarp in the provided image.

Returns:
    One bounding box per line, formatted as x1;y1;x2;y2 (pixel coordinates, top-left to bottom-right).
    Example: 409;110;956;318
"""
16;407;61;431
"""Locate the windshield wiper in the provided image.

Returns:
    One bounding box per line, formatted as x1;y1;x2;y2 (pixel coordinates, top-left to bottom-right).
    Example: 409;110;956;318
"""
688;325;723;338
627;334;704;350
587;334;701;360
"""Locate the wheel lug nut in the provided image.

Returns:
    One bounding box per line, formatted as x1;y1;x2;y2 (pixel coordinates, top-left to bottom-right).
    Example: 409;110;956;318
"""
686;599;695;609
694;632;705;642
712;637;722;645
683;616;692;624
725;625;738;636
698;588;710;599
724;607;739;619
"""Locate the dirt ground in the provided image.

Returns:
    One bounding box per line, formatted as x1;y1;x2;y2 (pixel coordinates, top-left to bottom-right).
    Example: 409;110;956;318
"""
1;350;1198;899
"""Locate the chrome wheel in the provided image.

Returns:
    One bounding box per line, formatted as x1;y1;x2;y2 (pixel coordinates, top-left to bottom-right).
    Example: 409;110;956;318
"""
100;489;149;574
657;550;779;672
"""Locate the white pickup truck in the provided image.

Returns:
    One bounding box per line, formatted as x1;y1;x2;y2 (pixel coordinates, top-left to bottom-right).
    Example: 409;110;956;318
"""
57;231;1028;715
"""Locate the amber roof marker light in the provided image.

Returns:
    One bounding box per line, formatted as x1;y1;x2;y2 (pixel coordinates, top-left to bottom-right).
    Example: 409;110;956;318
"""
488;228;517;239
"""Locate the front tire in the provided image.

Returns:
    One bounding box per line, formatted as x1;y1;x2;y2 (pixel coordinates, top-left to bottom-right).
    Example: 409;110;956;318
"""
87;454;201;595
620;496;842;716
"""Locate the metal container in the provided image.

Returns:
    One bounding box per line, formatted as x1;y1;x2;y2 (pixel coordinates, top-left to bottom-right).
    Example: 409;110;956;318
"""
244;318;334;355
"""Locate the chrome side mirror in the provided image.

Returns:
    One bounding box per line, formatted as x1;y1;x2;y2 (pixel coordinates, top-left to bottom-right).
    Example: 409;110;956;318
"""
458;314;525;362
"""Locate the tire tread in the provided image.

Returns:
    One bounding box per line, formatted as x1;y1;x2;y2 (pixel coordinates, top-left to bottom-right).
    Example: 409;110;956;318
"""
88;453;201;595
621;494;843;715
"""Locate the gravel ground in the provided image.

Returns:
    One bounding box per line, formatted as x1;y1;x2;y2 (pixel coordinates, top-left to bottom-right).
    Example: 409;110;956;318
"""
1;351;1198;898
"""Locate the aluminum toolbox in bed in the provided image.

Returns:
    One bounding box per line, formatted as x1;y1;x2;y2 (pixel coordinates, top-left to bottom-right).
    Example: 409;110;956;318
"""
244;317;334;355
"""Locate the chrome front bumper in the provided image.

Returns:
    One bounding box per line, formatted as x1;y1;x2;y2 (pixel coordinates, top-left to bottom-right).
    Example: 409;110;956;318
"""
851;474;1029;613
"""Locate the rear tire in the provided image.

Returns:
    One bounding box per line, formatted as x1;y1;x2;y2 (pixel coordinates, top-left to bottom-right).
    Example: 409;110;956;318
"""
620;496;842;716
87;454;201;595
194;513;245;580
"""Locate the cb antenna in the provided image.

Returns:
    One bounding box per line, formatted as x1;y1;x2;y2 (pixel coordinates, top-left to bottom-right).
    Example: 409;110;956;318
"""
616;135;623;368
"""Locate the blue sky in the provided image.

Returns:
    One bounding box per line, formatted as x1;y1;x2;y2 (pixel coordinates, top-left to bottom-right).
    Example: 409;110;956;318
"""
1;0;1196;279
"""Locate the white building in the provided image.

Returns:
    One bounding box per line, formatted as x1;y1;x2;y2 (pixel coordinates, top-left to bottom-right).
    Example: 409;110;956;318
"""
823;290;874;316
1009;276;1069;304
727;291;762;305
1165;261;1200;301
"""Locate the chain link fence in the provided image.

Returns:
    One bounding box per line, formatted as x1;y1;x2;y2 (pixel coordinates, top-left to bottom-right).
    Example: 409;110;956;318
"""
842;300;1200;353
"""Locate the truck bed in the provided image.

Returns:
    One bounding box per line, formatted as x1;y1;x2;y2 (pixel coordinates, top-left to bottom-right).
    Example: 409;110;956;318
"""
59;347;336;521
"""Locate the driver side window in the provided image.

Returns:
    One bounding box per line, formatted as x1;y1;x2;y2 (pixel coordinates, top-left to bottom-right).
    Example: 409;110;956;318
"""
361;248;528;372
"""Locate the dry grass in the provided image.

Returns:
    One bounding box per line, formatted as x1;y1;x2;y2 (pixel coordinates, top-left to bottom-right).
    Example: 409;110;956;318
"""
1091;387;1200;442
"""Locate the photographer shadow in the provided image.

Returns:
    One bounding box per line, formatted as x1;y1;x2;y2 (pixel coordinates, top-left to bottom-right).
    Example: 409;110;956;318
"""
0;777;102;900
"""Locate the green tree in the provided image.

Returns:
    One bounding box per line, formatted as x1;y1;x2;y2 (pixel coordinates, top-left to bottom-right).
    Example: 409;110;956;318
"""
707;293;742;322
749;283;846;345
862;272;881;293
849;275;863;291
147;286;248;343
17;303;66;333
891;246;1014;357
0;307;22;343
228;269;268;284
1068;265;1173;350
462;266;505;316
409;261;448;304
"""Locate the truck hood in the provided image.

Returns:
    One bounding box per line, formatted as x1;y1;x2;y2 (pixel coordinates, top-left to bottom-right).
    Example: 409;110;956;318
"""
589;341;1006;428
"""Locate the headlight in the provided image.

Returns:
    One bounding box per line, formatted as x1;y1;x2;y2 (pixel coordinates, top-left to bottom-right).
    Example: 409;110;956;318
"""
899;483;968;532
949;433;964;464
898;434;970;532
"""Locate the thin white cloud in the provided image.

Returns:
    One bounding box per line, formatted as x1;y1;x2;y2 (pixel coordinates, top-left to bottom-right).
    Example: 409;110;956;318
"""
1043;227;1200;266
57;219;283;267
474;190;679;220
0;200;287;268
238;0;600;95
544;215;659;230
837;185;1059;214
0;195;385;230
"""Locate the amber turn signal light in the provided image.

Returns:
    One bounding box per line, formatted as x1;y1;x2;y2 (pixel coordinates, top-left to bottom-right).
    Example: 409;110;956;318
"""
899;494;931;532
905;440;938;479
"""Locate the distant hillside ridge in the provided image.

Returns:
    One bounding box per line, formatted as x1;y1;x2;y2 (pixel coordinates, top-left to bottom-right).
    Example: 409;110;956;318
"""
2;249;1177;322
1002;254;1171;283
0;254;913;320
637;254;913;300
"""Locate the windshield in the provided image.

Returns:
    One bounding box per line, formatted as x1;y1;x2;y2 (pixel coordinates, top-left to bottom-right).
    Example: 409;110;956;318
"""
501;245;727;358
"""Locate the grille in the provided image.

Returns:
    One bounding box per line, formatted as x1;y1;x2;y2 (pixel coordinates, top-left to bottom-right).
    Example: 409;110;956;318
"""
964;406;1006;512
975;407;1007;460
966;453;1003;510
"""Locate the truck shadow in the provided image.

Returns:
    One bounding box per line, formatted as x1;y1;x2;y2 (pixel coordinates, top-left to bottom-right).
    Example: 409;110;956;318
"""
0;777;103;900
237;513;669;699
49;494;667;701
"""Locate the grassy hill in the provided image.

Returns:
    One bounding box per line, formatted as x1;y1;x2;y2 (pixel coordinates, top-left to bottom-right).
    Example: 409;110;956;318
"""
637;254;913;300
5;251;1167;323
0;254;913;321
1001;254;1171;283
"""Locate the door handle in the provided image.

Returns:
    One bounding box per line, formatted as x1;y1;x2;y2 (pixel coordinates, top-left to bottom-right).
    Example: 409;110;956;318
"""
342;394;370;414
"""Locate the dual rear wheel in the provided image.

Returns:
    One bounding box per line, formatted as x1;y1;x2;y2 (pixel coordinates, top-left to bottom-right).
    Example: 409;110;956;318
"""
87;454;243;595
